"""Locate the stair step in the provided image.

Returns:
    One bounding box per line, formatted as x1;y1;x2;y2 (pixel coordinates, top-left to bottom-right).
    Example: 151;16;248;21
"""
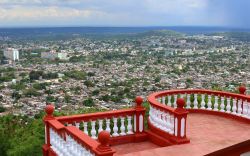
146;130;173;147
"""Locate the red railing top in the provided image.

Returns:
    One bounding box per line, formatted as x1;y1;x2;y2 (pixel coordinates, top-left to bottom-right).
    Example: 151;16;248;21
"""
148;87;249;114
149;89;250;101
65;126;99;149
48;119;64;130
55;108;136;123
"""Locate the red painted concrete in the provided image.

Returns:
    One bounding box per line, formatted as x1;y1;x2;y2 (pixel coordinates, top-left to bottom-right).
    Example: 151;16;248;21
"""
112;141;159;155
114;113;250;156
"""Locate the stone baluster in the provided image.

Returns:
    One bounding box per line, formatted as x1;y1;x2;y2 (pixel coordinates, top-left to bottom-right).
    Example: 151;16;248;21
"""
237;99;243;115
186;94;191;108
120;117;126;135
166;113;171;133
193;94;198;109
167;95;172;106
200;94;206;109
214;96;219;111
220;97;225;112
173;95;177;108
74;122;80;129
91;121;97;139
170;114;175;135
83;122;88;135
105;119;111;134
232;99;237;114
226;97;231;113
242;101;248;117
247;103;250;119
127;116;133;134
162;96;166;104
157;98;161;103
98;120;103;133
207;95;212;110
112;117;119;137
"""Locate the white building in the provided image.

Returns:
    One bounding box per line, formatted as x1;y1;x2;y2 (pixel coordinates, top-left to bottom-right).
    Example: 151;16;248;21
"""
3;48;19;61
41;51;68;60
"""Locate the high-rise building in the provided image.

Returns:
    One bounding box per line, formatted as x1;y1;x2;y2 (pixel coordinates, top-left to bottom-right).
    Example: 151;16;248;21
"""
3;48;19;61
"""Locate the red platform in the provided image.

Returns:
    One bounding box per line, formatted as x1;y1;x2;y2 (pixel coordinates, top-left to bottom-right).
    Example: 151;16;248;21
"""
113;113;250;156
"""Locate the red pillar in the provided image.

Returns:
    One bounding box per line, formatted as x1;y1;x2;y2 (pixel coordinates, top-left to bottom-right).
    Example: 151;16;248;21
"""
173;98;190;144
134;96;147;142
42;104;55;156
95;131;115;156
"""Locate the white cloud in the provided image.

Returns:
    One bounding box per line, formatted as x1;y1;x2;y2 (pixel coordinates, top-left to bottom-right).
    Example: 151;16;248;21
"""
0;0;230;27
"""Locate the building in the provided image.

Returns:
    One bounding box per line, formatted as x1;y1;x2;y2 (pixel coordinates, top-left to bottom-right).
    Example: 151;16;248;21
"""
3;48;19;61
41;51;68;60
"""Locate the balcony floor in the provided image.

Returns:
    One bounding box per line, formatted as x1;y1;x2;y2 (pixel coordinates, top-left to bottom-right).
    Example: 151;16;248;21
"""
113;113;250;156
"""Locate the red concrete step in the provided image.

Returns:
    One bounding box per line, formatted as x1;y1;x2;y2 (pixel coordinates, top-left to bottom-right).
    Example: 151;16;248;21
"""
146;130;173;147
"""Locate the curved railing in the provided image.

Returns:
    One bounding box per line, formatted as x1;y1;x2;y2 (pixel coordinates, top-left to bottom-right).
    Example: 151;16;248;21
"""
42;97;147;156
147;86;250;144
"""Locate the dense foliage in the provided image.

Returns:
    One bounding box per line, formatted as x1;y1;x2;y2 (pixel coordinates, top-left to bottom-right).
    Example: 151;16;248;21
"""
0;107;110;156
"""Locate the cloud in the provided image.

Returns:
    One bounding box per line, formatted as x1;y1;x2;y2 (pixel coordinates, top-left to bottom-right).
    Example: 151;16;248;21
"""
0;0;248;27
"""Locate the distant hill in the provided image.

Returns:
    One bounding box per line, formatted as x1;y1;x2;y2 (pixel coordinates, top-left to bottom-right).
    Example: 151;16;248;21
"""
209;32;250;42
135;29;185;38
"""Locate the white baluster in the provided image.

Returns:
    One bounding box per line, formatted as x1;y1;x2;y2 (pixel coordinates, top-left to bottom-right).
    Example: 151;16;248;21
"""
83;122;88;135
127;116;133;134
162;96;166;104
170;115;174;135
232;99;237;114
90;121;97;139
173;95;177;108
65;134;71;156
226;97;231;113
75;122;80;129
120;117;126;135
98;120;103;133
186;94;191;108
154;109;160;128
237;99;243;115
193;94;198;109
167;95;172;106
242;101;248;117
166;113;171;133
207;95;212;110
200;94;205;109
220;97;225;112
106;119;111;134
112;118;119;137
158;111;165;130
214;96;218;111
162;112;168;132
247;103;250;119
157;98;161;103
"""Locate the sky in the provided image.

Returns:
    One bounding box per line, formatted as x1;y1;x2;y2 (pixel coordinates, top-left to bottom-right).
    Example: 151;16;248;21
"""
0;0;249;28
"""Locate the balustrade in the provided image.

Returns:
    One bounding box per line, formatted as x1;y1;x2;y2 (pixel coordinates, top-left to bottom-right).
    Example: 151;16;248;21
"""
152;87;250;119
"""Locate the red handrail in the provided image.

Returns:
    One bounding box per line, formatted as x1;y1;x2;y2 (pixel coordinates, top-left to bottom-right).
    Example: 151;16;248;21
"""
56;108;136;123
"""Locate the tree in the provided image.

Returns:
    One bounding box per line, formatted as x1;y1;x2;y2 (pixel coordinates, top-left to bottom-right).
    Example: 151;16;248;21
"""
0;106;5;113
29;71;44;80
23;88;41;97
64;95;71;103
92;89;100;96
84;80;95;87
83;98;94;107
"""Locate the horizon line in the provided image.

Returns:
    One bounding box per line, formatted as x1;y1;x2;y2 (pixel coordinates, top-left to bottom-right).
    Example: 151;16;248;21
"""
0;25;249;29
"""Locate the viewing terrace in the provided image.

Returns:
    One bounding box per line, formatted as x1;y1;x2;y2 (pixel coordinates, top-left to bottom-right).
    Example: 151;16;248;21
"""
42;86;250;156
